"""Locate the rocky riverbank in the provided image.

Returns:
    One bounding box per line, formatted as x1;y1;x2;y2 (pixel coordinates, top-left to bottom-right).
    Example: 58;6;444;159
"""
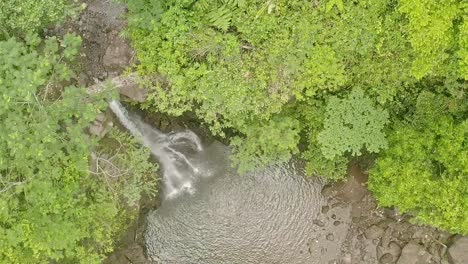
320;164;467;264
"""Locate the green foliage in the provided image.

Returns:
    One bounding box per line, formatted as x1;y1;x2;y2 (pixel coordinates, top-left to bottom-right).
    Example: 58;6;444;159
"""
317;89;390;160
123;0;351;169
326;0;344;13
303;146;349;181
123;0;467;210
0;0;78;39
459;8;468;79
399;0;465;79
230;116;300;172
369;116;468;234
196;0;246;31
0;35;156;263
96;129;158;207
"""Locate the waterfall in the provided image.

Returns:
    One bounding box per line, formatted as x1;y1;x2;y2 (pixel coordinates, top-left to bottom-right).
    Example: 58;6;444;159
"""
109;100;203;198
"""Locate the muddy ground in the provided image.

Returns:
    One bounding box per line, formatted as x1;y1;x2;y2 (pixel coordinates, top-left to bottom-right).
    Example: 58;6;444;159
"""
55;1;464;263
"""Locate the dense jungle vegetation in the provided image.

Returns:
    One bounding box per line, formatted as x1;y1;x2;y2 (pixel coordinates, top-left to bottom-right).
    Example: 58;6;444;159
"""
0;0;466;262
122;0;467;233
0;1;157;263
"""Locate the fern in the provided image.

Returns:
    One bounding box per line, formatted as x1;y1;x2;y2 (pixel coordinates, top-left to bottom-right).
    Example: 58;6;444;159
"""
208;5;233;31
197;0;243;31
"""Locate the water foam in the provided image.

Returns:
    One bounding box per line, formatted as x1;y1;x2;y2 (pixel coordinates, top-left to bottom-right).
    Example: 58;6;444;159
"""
109;100;203;198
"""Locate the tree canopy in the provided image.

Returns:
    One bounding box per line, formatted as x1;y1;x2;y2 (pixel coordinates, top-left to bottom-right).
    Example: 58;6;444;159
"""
0;2;158;262
122;0;467;233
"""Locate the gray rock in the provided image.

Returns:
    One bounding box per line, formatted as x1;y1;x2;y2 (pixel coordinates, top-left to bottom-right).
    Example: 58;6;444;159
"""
331;174;367;203
448;236;468;264
102;31;133;73
387;241;402;260
341;253;352;264
89;113;113;138
87;74;147;103
321;185;334;197
381;227;393;248
380;253;394;264
321;205;330;214
397;242;433;264
326;233;335;241
313;220;325;227
365;225;385;240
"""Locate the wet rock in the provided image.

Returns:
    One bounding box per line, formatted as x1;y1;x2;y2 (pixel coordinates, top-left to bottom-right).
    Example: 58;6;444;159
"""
377;219;397;229
397;242;433;264
119;81;147;103
377;245;384;259
104;244;147;264
380;253;394;263
365;225;385;240
448;236;468;264
321;205;330;214
326;233;335;241
313;220;325;227
332;202;343;208
387;241;402;260
159;118;170;131
321;185;334;197
330;173;367;203
381;227;393;248
437;231;452;244
341;253;352;264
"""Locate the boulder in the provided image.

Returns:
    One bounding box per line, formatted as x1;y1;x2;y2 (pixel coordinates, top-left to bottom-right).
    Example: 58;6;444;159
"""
365;225;385;240
387;242;402;260
397;242;433;264
118;78;147;102
88;112;113;138
448;236;468;264
380;253;394;264
102;31;133;74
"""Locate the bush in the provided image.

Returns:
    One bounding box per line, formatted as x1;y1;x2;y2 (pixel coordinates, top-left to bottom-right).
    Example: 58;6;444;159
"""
95;129;158;207
369;113;468;234
0;35;157;263
317;89;389;160
0;0;78;39
122;0;466;194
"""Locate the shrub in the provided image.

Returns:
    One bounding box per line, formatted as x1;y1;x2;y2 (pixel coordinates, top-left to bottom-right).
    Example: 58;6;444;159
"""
0;35;157;263
0;0;79;39
95;129;158;207
369;107;468;234
122;0;466;190
317;89;390;160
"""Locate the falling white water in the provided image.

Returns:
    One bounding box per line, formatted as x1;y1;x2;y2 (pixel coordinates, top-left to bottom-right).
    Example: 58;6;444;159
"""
109;100;204;198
